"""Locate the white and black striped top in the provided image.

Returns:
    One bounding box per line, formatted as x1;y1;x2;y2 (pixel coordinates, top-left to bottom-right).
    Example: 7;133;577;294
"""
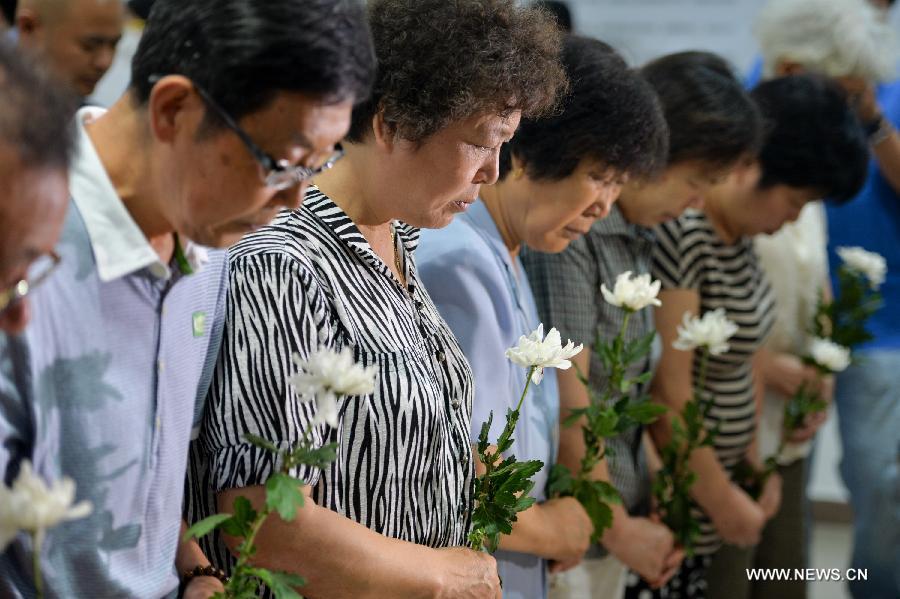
185;188;475;573
652;209;775;555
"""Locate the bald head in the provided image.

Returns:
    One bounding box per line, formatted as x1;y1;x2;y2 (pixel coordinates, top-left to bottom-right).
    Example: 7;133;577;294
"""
17;0;124;97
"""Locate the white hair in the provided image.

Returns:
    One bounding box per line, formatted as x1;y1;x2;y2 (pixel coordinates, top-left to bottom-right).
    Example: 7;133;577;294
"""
756;0;897;82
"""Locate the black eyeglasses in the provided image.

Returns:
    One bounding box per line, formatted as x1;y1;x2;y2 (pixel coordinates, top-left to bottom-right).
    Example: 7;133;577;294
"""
149;75;344;191
0;251;61;315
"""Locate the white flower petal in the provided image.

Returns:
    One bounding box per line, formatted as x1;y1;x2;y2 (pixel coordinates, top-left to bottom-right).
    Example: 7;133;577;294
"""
289;348;376;429
837;246;887;290
808;337;851;373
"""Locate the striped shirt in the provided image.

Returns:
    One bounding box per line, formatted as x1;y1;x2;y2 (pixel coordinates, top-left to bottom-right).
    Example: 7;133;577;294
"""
652;209;775;555
186;188;475;574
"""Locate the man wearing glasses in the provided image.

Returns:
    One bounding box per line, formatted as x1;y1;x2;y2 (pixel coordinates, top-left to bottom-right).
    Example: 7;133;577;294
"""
0;0;374;597
0;44;75;335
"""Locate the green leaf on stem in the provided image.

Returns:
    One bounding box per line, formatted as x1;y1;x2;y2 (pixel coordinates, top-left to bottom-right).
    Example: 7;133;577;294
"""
245;433;280;454
247;567;306;599
266;473;305;521
222;496;257;538
183;513;233;541
288;443;338;471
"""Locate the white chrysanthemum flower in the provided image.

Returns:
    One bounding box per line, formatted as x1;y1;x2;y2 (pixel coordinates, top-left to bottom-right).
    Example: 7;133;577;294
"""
672;308;739;356
837;246;886;290
289;348;377;428
505;324;583;385
808;337;851;373
600;271;662;312
0;462;92;551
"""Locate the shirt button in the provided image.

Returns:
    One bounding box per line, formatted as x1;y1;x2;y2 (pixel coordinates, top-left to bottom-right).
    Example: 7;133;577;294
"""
436;350;446;363
149;263;169;279
415;300;425;311
459;451;470;466
451;399;461;409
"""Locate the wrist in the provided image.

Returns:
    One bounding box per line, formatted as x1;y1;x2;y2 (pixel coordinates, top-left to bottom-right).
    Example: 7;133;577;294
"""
599;503;630;552
181;564;228;589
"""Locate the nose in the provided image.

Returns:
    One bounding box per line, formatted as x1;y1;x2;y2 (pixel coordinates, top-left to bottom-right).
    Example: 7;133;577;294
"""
473;152;501;186
0;299;30;335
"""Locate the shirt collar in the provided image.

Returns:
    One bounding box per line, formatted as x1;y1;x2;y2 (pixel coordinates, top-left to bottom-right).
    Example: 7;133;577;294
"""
70;107;170;282
463;200;515;264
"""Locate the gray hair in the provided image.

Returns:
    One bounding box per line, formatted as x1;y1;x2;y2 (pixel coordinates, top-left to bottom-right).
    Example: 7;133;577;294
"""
756;0;897;82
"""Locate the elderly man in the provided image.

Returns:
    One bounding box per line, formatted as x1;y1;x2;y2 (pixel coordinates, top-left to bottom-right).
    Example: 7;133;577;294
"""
16;0;124;98
0;44;75;335
753;1;900;597
0;0;374;596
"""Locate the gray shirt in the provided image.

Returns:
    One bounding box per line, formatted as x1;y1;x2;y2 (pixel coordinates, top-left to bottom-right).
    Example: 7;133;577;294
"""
522;205;658;526
0;108;227;598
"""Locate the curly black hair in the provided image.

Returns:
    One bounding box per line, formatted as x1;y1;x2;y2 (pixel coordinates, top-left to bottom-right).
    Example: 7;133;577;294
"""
0;42;77;169
347;0;567;143
501;35;668;181
641;51;763;169
751;74;868;204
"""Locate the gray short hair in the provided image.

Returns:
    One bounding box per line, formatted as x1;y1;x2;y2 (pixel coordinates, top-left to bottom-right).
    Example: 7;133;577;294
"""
756;0;897;82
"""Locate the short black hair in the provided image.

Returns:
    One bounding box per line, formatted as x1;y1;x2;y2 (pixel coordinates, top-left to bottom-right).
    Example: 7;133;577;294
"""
130;0;375;125
346;0;567;144
533;1;573;32
641;51;763;169
502;35;668;181
0;42;76;169
751;74;868;203
0;0;15;25
127;0;154;20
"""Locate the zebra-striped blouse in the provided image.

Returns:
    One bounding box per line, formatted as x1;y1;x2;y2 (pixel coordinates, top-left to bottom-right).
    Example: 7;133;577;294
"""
652;209;775;556
185;188;475;572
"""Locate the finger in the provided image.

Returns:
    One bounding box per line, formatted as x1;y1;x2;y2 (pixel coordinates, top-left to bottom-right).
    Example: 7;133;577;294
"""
665;548;685;569
651;564;680;589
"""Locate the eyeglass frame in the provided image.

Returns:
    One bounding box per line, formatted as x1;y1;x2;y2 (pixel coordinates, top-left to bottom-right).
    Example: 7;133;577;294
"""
147;75;344;191
0;251;62;315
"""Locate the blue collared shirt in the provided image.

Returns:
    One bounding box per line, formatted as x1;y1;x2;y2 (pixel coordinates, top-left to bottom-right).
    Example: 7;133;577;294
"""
0;108;227;598
418;200;559;599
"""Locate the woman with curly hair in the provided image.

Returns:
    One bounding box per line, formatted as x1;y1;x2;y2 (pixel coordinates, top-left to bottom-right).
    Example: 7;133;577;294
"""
523;51;765;599
416;35;668;599
186;1;566;597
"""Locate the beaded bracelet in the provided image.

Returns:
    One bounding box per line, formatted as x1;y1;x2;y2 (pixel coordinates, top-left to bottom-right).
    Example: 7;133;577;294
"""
181;564;229;587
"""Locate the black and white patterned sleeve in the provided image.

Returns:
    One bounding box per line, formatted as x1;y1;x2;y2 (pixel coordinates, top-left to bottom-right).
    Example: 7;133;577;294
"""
201;251;336;491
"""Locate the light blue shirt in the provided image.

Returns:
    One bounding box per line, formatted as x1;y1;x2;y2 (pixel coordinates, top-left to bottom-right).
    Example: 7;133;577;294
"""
418;201;559;599
0;108;228;598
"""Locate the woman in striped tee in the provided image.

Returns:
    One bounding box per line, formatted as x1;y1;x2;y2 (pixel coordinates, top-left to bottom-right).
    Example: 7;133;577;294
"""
645;73;868;598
